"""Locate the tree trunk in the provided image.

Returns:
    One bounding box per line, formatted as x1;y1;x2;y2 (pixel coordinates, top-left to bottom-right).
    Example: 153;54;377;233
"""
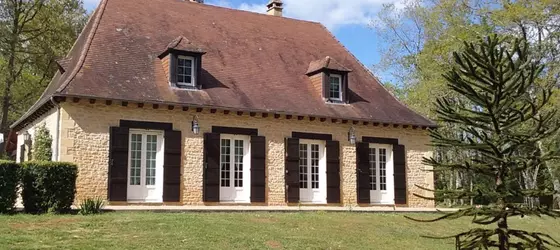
498;215;509;250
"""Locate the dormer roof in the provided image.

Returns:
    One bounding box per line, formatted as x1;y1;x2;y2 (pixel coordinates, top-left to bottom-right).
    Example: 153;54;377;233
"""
159;36;206;58
306;56;352;75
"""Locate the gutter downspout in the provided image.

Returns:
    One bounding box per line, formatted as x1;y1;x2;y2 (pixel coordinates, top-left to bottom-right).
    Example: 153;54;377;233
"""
50;97;61;161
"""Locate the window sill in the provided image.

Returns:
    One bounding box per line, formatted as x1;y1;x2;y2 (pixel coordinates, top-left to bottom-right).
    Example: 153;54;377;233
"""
171;83;200;91
325;99;347;105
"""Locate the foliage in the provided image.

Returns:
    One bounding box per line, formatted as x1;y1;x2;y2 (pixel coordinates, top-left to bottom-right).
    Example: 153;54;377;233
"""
373;0;560;208
79;197;105;215
32;124;52;161
21;161;77;214
0;0;88;132
414;35;560;249
0;161;19;213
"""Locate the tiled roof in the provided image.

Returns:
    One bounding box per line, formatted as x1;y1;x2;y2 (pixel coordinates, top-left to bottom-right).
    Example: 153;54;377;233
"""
12;0;435;129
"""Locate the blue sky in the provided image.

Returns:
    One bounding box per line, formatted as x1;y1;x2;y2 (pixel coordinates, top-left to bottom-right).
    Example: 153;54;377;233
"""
83;0;400;81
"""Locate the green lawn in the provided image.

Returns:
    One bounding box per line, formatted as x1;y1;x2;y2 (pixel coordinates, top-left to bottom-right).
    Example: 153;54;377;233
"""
0;212;558;249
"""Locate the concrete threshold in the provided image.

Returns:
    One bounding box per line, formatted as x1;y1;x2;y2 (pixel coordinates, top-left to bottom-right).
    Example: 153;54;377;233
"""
102;205;459;213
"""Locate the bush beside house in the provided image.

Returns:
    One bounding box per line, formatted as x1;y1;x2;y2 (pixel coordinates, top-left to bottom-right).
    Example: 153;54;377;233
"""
0;161;20;213
21;162;78;214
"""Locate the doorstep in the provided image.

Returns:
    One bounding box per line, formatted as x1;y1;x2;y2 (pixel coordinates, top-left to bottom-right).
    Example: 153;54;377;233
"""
101;205;459;213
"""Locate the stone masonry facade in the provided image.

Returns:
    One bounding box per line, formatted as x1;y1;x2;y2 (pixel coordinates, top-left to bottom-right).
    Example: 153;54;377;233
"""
55;101;434;207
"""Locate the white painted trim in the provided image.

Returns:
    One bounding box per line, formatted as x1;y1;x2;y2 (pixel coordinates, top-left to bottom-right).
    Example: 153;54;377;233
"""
176;55;196;87
328;74;342;101
127;129;164;203
219;134;251;203
299;139;327;205
369;143;394;205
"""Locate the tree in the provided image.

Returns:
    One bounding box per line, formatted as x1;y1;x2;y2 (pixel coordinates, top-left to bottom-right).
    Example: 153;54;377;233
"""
413;35;560;249
0;0;87;132
372;0;560;208
32;123;51;161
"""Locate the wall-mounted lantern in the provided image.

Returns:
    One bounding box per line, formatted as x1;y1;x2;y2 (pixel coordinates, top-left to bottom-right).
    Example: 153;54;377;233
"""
192;115;200;135
23;131;32;144
348;127;356;145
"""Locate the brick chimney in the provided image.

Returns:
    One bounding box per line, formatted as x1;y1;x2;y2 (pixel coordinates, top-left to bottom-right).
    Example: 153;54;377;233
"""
266;0;283;16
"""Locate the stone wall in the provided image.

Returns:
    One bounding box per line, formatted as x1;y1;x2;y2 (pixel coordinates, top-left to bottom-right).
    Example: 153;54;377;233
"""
59;101;434;207
16;107;60;162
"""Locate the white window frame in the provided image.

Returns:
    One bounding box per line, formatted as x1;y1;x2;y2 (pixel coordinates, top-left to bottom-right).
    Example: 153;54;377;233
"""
299;139;327;204
177;55;196;87
127;129;164;203
368;143;394;204
219;134;251;203
328;74;343;101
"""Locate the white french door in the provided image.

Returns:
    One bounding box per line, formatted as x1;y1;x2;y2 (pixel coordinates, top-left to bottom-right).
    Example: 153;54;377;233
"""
219;134;251;203
299;139;326;204
127;130;164;202
369;144;394;204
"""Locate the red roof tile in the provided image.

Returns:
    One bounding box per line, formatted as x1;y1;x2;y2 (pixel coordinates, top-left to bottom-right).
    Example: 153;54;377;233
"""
13;0;435;129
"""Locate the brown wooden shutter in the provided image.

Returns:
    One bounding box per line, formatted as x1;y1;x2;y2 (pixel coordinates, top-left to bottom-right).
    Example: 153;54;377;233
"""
343;74;350;103
326;140;340;203
356;142;370;204
196;56;203;90
251;136;266;202
108;127;129;201
163;130;182;202
169;53;178;85
203;133;220;202
285;137;300;203
394;144;407;205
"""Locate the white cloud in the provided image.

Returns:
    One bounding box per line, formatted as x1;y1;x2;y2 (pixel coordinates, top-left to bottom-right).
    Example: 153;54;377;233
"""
85;0;403;30
208;0;403;30
238;3;266;13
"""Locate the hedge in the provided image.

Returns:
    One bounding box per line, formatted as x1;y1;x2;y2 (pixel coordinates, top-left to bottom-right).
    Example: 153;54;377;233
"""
21;162;78;214
0;161;19;213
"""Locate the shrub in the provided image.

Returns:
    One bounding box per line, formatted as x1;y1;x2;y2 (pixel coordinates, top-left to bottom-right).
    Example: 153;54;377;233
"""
79;197;105;215
0;161;19;213
21;162;78;214
32;124;53;161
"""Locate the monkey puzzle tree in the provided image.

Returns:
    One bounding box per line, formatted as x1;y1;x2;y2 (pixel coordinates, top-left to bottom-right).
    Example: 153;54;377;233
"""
413;35;560;249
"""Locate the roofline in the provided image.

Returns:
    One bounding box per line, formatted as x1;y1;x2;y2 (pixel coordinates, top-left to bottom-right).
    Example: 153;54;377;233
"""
47;93;438;129
56;0;109;94
10;0;109;131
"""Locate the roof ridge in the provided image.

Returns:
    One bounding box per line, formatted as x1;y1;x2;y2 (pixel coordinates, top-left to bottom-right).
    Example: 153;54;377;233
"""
57;0;110;93
318;24;434;125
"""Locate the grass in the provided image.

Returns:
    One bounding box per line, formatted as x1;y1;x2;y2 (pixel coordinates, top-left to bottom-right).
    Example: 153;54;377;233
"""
0;212;559;249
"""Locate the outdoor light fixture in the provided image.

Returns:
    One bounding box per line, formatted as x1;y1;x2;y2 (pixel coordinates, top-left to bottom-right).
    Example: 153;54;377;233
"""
23;131;31;143
348;127;356;145
191;115;200;135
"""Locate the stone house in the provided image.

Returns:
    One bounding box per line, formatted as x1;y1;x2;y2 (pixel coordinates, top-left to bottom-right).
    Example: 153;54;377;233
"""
11;0;436;207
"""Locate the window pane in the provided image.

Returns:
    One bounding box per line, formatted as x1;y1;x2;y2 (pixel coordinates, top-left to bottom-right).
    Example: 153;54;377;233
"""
234;140;244;188
185;60;192;67
145;135;157;186
329;76;341;100
380;148;387;191
220;139;231;187
311;144;319;189
130;134;142;186
369;148;377;191
299;144;308;189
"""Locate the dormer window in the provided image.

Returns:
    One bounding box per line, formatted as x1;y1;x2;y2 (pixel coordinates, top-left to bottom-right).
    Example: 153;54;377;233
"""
158;36;206;90
306;56;352;104
177;56;196;87
328;74;342;101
